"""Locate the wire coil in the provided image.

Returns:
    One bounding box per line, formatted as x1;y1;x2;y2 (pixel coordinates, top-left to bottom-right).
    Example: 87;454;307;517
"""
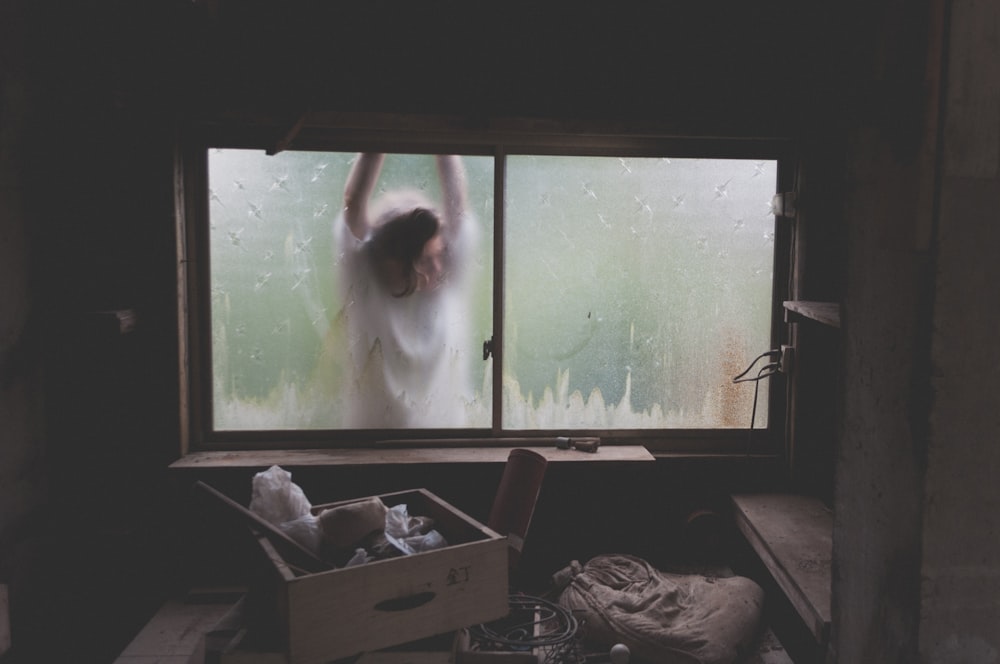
467;595;582;664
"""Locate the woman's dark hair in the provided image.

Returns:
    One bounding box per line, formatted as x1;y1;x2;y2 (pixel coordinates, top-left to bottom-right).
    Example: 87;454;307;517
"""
369;207;440;297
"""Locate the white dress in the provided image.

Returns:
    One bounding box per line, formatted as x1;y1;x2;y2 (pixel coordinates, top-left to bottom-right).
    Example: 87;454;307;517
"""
334;206;478;428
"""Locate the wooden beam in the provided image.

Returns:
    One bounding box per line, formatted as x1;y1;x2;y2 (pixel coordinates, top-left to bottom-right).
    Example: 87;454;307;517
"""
267;111;309;155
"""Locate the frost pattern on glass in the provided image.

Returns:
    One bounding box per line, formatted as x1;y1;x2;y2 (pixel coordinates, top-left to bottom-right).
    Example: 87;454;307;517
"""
503;156;776;429
208;151;775;432
208;150;494;430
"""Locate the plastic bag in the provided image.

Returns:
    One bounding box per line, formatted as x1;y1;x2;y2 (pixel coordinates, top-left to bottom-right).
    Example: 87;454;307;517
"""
402;529;447;553
384;504;448;555
346;548;375;567
249;465;312;525
249;465;320;554
279;513;322;554
384;503;434;538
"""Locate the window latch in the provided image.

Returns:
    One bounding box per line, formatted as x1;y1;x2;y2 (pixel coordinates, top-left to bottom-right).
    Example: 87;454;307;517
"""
771;191;797;218
483;336;494;361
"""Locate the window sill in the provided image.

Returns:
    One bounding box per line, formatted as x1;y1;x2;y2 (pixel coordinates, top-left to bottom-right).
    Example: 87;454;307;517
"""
731;492;832;647
169;445;655;469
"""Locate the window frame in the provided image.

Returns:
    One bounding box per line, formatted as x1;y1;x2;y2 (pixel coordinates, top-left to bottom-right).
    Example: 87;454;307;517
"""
177;115;796;456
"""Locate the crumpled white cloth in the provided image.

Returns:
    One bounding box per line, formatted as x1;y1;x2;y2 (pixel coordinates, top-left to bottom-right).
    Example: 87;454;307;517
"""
556;554;764;664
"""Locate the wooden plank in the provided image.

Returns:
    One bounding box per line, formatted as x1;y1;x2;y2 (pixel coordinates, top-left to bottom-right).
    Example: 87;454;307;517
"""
357;632;458;664
359;652;454;664
782;301;841;328
743;627;794;664
218;649;289;664
114;598;235;662
209;597;462;664
204;596;289;664
170;445;654;469
731;493;832;646
214;635;459;664
214;629;290;664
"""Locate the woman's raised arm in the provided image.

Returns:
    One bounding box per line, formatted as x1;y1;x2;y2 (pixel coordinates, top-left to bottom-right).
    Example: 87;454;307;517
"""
342;153;385;241
436;155;468;236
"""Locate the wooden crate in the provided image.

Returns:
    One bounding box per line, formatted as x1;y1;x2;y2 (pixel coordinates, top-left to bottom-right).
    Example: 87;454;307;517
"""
246;489;509;664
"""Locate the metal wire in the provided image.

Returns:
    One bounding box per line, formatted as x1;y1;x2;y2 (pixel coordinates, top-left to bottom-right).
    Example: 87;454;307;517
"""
732;350;782;460
468;595;583;664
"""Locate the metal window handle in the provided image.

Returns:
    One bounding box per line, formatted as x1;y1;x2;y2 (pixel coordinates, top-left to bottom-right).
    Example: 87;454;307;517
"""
483;336;494;360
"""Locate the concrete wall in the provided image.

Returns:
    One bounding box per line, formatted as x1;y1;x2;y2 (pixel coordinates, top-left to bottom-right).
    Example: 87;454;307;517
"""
920;0;1000;660
833;0;1000;661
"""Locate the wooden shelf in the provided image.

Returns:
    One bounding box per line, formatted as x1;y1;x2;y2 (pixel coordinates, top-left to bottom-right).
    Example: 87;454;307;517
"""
731;493;832;647
783;301;841;328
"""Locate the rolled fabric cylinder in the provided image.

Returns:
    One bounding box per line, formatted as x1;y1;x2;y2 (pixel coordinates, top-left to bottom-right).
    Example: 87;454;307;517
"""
488;448;548;569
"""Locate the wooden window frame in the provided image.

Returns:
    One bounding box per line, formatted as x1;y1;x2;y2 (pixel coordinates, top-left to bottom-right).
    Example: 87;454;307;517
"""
176;113;796;458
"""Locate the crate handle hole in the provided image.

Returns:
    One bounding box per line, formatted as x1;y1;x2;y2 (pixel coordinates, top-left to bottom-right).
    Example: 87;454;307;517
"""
374;591;437;612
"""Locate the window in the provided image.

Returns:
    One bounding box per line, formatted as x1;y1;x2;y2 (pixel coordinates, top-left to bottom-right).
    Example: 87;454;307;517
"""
180;127;792;452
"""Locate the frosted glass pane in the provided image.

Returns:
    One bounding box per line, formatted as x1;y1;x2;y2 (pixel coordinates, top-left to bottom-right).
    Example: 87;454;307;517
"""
503;156;776;429
208;150;494;430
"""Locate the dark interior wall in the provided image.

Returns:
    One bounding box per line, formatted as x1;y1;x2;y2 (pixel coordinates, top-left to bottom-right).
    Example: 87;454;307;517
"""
918;0;1000;658
0;3;190;660
830;2;939;655
832;0;1000;661
0;2;48;656
0;2;854;662
188;2;826;134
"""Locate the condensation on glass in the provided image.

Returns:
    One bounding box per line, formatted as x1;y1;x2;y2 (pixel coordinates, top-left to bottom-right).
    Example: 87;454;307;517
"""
503;156;776;429
207;150;776;431
208;150;495;430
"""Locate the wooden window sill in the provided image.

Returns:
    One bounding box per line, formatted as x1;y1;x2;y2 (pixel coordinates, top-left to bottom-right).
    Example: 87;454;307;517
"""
731;492;832;647
169;445;655;469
